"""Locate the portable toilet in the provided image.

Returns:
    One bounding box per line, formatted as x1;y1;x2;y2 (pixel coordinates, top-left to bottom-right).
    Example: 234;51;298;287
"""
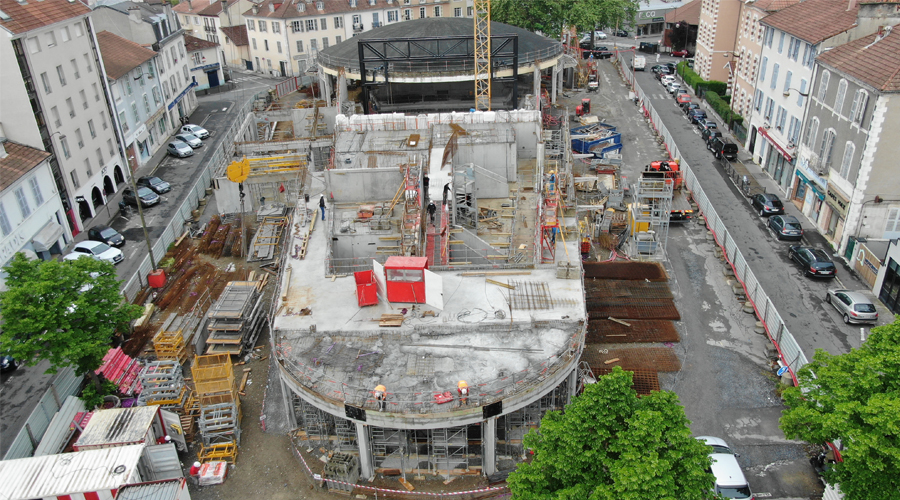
383;256;428;303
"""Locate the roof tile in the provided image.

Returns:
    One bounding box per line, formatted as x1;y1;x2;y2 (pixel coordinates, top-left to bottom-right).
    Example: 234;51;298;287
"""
0;0;90;35
96;31;157;80
0;141;51;191
220;24;248;46
244;0;385;19
760;0;858;44
184;33;219;51
817;25;900;92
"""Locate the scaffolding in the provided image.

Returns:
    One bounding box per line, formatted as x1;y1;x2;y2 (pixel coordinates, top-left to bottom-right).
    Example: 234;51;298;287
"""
629;176;672;260
152;329;188;364
400;156;423;256
137;360;187;407
205;281;265;356
453;165;477;229
192;354;241;447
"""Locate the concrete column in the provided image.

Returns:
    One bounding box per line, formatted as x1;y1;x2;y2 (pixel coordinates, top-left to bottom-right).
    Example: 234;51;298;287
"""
533;62;541;110
482;417;497;476
567;367;578;404
337;72;348;114
320;72;332;104
551;63;558;105
356;422;374;478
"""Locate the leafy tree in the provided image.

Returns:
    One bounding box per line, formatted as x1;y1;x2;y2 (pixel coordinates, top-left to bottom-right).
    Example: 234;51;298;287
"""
492;0;640;41
0;253;142;386
780;317;900;499
509;367;716;499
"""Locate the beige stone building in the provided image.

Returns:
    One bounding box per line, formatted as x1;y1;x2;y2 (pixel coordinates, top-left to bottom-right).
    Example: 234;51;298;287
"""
694;0;741;82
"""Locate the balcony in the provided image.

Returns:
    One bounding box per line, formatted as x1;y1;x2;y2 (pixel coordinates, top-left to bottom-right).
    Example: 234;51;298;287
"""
353;23;364;32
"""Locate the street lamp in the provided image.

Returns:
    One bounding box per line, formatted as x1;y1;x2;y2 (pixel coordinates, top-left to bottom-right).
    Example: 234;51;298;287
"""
783;87;809;98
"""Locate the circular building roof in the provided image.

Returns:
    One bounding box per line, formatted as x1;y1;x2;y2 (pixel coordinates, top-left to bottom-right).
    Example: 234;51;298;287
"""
317;17;563;80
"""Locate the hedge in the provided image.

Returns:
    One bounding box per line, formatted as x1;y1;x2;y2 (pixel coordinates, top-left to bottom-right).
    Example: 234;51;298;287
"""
674;62;743;126
705;91;744;127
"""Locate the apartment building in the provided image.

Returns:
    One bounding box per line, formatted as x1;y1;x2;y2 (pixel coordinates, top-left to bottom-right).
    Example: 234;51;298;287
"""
747;0;858;193
728;0;798;121
244;0;468;77
92;1;197;136
694;0;741;82
794;26;900;254
96;31;168;168
184;34;226;89
0;0;127;232
175;0;255;70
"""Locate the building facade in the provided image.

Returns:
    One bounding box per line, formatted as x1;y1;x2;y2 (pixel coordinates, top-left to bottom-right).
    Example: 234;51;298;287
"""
694;0;741;82
184;34;225;90
794;26;900;255
92;1;197;137
175;0;255;70
96;31;167;169
0;0;128;232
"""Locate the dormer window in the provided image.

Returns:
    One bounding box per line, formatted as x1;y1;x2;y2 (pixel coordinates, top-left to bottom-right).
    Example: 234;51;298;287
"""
350;0;357;7
316;1;323;9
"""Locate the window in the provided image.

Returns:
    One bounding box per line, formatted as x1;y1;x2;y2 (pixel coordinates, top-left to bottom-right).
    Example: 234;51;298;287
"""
152;87;161;105
272;21;281;33
119;110;129;132
770;63;779;90
790;37;800;60
292;21;303;32
817;71;830;101
61;137;71;158
66;98;75;118
322;38;328;49
783;71;792;94
29;177;44;206
306;19;318;31
296;40;304;52
132;102;140;121
404;9;411;20
454;7;461;16
834;79;847;113
764;97;774;119
259;20;267;32
754;90;763;111
15;187;31;219
184;15;191;25
797;79;807;107
40;72;52;94
88;119;96;138
27;37;41;54
80;90;88;109
373;12;379;25
764;26;773;47
74;23;84;37
126;79;133;95
777;107;787;130
320;18;326;29
45;31;57;48
839;142;855;178
183;65;189;81
194;16;199;24
819;129;836;166
248;19;256;31
334;17;343;28
277;41;282;53
252;38;257;50
193;52;202;65
51;106;61;127
100;111;108;130
777;32;785;53
388;10;398;22
56;65;67;86
759;57;767;81
71;59;80;79
336;36;341;43
96;147;104;167
788;117;800;144
850;89;869;124
419;7;426;18
433;5;441;16
75;128;84;148
805;43;816;67
264;39;269;51
310;39;318;51
885;208;900;234
70;169;80;188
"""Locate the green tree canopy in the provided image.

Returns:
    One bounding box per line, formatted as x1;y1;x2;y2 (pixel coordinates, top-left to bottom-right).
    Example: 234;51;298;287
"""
780;317;900;499
508;367;716;500
492;0;640;39
0;253;142;380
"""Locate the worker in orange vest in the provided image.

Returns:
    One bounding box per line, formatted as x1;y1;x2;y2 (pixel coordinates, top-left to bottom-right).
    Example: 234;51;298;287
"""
457;380;469;405
374;384;387;411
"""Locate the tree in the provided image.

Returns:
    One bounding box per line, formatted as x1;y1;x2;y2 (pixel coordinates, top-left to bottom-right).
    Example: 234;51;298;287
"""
0;253;142;386
780;317;900;499
508;367;716;500
492;0;640;41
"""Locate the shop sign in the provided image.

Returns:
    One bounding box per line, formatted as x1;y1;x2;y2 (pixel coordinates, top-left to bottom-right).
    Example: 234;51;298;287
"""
825;183;850;217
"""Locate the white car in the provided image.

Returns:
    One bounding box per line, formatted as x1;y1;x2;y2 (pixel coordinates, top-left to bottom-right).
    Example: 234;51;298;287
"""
64;240;125;265
661;75;676;86
594;30;608;40
667;82;682;94
180;124;209;139
696;436;753;499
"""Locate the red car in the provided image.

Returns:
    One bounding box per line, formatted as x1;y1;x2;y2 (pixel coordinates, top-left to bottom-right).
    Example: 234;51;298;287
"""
672;49;692;57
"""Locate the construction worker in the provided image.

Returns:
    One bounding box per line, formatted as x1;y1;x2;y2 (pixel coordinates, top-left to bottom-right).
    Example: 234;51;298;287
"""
189;462;202;485
548;170;557;193
156;435;172;445
427;201;437;225
442;183;451;205
319;195;326;221
374;384;387;411
457;380;469;405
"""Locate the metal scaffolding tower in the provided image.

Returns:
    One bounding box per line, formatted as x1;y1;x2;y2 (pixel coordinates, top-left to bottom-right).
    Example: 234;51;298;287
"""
453;166;477;228
629;176;672;260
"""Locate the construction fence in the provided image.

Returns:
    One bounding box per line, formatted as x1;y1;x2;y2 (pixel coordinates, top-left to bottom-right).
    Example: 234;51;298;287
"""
2;367;82;460
618;61;809;383
121;93;262;302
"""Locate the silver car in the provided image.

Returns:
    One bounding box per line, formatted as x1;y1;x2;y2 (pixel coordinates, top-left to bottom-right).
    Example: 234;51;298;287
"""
825;289;878;324
174;133;202;148
167;140;194;158
180;124;209;139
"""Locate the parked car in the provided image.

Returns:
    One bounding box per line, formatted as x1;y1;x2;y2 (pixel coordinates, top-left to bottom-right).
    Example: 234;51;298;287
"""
582;48;612;59
651;64;669;75
87;225;124;247
708;136;738;161
701;127;722;143
615;29;628;37
63;240;124;265
688;109;708;124
660;74;675;86
788;246;837;278
676;93;691;105
696;436;754;500
1;354;19;373
638;41;659;53
825;289;878;324
699;119;718;132
167;140;194;158
672;48;693;57
122;186;160;207
594;30;607;40
664;62;677;72
750;193;785;216
137;175;172;194
174;133;202;149
180;124;209;139
666;82;682;94
767;214;803;241
681;102;700;114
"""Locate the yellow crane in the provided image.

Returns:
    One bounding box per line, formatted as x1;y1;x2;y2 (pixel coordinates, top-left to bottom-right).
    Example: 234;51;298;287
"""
473;0;491;110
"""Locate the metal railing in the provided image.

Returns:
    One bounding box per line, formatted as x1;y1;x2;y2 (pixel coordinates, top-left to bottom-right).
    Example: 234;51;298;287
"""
120;93;262;301
619;60;809;382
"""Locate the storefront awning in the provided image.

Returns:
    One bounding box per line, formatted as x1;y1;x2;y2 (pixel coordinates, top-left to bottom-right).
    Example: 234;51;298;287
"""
32;221;64;252
757;127;793;163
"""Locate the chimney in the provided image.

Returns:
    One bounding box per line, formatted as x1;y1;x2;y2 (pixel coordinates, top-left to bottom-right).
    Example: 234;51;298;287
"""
0;123;8;160
268;2;274;11
187;0;192;9
129;6;141;23
252;3;258;14
847;0;856;11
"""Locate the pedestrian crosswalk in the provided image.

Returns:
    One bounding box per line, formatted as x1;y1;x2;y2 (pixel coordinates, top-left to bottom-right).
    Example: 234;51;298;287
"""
230;75;267;83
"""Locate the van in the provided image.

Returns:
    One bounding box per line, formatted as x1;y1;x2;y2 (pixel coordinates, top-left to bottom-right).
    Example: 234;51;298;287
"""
697;436;754;499
708;136;738;161
633;56;646;71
